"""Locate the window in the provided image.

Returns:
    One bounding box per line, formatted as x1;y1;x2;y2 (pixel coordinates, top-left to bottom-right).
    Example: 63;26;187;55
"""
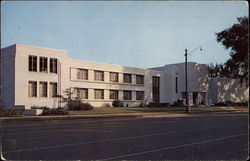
136;91;144;100
39;82;47;97
40;57;48;72
77;69;88;80
50;82;57;98
94;89;104;99
29;55;37;72
110;90;118;99
50;58;57;73
110;72;119;82
76;88;88;99
152;76;160;102
123;90;132;100
123;74;132;83
136;75;144;84
28;81;37;97
175;77;178;94
94;70;104;81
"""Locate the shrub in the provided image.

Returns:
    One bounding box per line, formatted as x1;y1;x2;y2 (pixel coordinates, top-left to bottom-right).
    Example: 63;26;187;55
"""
112;99;124;107
215;101;248;106
171;99;184;107
139;101;146;107
1;109;24;117
31;106;49;110
42;108;69;115
147;102;170;108
68;100;93;111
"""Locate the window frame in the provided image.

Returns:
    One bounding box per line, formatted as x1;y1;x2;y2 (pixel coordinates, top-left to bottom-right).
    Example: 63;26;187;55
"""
94;70;104;81
110;90;119;100
76;88;88;99
94;89;104;99
77;68;88;80
28;55;37;72
136;91;144;100
136;75;144;85
39;81;48;98
123;90;132;100
123;73;132;83
50;82;57;98
110;72;119;82
50;58;58;73
39;56;48;73
28;81;37;97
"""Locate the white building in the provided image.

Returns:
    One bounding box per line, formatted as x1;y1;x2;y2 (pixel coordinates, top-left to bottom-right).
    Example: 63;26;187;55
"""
0;44;248;109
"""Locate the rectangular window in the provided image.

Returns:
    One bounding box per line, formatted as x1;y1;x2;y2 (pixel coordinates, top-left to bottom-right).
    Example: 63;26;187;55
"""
50;58;57;73
152;76;160;102
110;90;118;100
136;91;144;100
94;70;104;81
136;75;144;84
29;55;37;72
39;82;47;97
77;69;88;80
175;77;178;94
39;57;48;72
94;89;104;99
123;74;132;83
110;72;119;82
28;81;37;97
50;82;57;98
123;90;132;100
77;88;88;99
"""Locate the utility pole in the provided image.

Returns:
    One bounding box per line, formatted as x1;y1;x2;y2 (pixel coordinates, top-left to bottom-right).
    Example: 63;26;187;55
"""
184;49;189;113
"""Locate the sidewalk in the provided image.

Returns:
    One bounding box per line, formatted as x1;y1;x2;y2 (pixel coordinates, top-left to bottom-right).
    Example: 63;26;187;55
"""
2;109;248;122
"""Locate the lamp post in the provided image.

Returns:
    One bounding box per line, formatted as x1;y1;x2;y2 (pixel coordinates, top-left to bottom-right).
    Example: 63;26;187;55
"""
184;46;202;113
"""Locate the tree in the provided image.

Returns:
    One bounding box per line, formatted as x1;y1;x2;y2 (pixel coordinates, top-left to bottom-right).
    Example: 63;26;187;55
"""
216;16;248;85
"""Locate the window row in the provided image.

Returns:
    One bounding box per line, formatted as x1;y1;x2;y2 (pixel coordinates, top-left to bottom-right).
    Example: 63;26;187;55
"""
29;55;57;73
76;88;144;100
76;68;144;84
28;81;57;98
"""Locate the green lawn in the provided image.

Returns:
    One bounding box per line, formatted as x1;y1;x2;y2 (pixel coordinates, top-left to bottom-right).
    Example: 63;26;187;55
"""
69;106;248;115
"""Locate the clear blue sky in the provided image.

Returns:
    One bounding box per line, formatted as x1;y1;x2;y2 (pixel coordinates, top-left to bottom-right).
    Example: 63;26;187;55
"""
1;1;248;68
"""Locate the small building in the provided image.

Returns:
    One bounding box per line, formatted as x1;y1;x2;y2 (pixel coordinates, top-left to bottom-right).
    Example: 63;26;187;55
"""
0;44;248;109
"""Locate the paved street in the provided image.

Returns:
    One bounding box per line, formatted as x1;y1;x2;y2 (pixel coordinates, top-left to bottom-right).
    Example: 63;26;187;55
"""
2;113;249;160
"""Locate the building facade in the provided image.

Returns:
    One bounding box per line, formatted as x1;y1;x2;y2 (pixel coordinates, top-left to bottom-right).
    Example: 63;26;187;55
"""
0;44;248;109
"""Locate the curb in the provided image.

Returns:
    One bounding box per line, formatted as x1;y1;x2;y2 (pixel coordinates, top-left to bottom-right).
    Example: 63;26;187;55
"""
1;111;248;122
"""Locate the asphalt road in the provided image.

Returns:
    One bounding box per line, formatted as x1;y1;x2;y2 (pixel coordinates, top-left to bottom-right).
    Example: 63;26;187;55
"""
2;113;249;160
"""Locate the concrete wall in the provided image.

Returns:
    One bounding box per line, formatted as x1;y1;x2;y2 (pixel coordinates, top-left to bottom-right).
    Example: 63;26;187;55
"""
0;45;16;108
208;78;249;104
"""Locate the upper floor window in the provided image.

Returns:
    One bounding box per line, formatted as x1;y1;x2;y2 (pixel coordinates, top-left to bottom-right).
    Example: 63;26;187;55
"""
94;70;104;81
153;76;160;87
50;82;57;98
110;90;118;100
136;75;144;84
110;72;119;82
136;91;144;100
39;82;47;97
77;69;88;80
28;81;37;97
94;89;104;99
175;77;178;94
50;58;57;73
123;74;132;83
29;55;37;72
76;88;88;99
40;57;48;73
123;90;132;100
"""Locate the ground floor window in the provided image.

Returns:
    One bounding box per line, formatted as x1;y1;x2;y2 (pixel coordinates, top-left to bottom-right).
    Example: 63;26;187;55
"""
77;88;88;99
39;82;47;97
136;91;144;100
110;90;118;99
123;90;132;100
50;82;57;98
94;89;104;99
28;81;37;97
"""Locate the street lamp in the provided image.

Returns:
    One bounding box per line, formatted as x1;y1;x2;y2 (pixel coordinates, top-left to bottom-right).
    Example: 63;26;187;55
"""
184;46;202;113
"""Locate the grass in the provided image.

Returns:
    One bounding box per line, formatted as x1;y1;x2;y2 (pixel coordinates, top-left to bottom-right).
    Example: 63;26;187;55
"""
69;106;248;115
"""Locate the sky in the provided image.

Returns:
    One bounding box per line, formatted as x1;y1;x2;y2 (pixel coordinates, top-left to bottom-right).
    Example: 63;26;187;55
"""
1;1;248;68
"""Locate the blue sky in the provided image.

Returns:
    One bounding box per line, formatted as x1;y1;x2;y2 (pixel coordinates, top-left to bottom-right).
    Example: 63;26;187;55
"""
1;1;248;68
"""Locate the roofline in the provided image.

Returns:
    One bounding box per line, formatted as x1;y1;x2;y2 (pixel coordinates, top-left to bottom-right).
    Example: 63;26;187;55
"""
1;44;68;53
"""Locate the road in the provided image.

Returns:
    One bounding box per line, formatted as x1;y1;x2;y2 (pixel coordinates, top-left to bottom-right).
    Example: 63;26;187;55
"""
2;113;249;160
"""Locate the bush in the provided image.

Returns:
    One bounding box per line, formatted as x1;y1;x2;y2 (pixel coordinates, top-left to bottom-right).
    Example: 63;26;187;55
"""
42;108;69;115
1;109;24;117
139;101;146;107
147;102;170;108
31;106;49;110
112;99;124;107
171;99;184;107
68;100;93;111
215;101;248;106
